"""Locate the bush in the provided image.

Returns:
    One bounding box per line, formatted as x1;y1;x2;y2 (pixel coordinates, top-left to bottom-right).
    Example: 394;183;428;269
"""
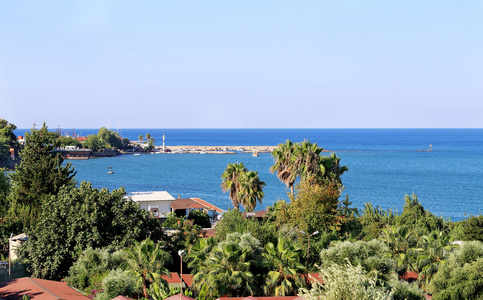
389;276;424;300
429;241;483;300
319;239;396;283
66;247;126;290
95;269;139;300
299;259;393;300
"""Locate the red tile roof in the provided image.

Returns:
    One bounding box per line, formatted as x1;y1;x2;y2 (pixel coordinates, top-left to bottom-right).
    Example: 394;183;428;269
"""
0;277;89;300
400;271;419;281
181;274;193;287
201;228;216;238
162;272;182;284
164;294;196;300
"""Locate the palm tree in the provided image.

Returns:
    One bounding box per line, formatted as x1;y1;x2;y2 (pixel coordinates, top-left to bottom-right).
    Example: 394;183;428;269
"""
238;170;266;212
221;162;248;209
263;237;305;296
292;140;324;180
192;243;256;298
125;238;172;298
319;153;348;182
412;231;458;286
146;133;151;140
139;134;144;142
270;140;297;194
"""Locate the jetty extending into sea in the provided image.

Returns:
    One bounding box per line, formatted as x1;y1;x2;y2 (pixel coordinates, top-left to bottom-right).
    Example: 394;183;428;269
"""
155;145;276;154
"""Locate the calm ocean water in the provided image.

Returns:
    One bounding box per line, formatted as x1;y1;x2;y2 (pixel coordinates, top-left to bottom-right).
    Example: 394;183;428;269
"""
14;128;483;221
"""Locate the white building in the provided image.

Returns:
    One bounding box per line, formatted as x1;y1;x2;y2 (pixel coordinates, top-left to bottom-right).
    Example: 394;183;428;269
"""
126;191;176;218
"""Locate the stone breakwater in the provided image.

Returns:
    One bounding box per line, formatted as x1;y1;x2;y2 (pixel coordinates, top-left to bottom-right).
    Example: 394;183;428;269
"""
154;145;277;154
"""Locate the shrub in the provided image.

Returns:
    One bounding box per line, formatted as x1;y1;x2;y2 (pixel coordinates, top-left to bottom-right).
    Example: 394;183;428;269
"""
429;241;483;300
95;269;139;300
319;239;396;283
389;276;424;300
299;259;393;300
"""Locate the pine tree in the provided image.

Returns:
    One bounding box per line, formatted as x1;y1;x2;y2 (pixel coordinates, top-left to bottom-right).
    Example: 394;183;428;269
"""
7;123;76;231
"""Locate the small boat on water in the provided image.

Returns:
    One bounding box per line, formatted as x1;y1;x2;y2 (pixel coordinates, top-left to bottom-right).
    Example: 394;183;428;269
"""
253;151;259;157
107;167;114;174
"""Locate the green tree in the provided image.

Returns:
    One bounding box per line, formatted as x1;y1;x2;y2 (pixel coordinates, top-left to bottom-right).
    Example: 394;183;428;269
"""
125;238;171;298
7;123;76;231
0;118;19;169
277;174;342;236
0;169;10;217
146;133;151;141
239;170;265;212
139;135;144;142
20;181;163;280
262;237;305;296
397;194;447;236
84;134;103;152
221;162;248;209
270;140;297;194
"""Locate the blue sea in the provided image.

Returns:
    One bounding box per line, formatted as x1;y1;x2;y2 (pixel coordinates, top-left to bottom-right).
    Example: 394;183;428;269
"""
14;128;483;221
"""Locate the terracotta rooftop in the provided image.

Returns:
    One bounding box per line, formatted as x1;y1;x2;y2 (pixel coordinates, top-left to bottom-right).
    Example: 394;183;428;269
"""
181;274;193;287
201;228;215;238
0;277;89;300
171;198;223;213
163;294;196;300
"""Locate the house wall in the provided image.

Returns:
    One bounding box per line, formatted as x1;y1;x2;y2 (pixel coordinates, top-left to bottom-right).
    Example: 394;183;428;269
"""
137;200;173;216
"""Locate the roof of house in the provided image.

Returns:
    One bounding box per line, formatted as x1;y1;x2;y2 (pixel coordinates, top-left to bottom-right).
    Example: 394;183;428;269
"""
111;296;132;300
0;277;89;300
201;228;216;238
171;198;223;213
181;274;193;287
242;211;268;218
163;294;196;300
126;191;175;202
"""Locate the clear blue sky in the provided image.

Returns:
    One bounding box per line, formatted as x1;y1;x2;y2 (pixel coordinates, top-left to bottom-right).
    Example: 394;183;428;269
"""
1;1;482;129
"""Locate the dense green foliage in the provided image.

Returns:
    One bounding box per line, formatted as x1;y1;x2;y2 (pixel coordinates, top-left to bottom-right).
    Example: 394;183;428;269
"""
429;241;483;300
458;215;483;242
0;170;10;217
214;209;278;245
65;247;127;290
319;240;396;283
193;232;263;299
300;260;393;300
20;182;163;280
187;209;211;228
125;238;171;298
0;118;18;169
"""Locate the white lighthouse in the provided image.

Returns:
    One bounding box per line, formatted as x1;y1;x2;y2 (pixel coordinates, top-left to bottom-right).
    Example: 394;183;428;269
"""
162;134;166;152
